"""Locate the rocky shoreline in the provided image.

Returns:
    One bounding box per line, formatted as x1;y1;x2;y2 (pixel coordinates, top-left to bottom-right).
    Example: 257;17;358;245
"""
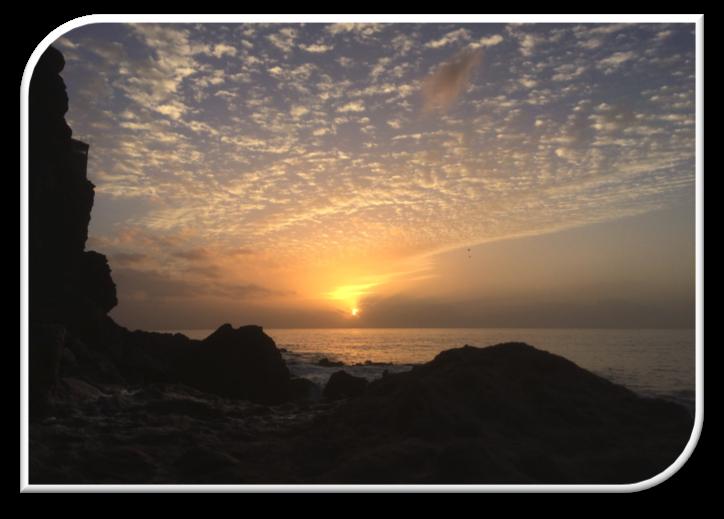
30;337;693;484
27;46;694;485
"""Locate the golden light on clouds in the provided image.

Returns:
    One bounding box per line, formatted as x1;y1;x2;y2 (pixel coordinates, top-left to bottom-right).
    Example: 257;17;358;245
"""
55;22;695;329
327;282;380;311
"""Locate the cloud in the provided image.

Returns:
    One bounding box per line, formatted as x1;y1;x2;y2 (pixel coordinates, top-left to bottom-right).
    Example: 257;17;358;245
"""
552;64;587;82
518;33;541;57
55;36;78;49
337;101;365;113
267;27;298;53
111;252;148;266
326;23;382;38
62;22;695;330
336;56;354;68
425;28;471;49
598;51;636;73
470;34;504;49
422;48;483;112
114;267;199;299
172;247;211;261
301;43;333;53
290;105;310;118
211;43;237;58
114;266;284;301
121;24;206;120
155;102;186;120
578;37;603;50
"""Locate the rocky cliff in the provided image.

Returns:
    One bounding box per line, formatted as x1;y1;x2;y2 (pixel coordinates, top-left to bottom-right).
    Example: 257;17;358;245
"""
28;46;291;413
29;45;117;342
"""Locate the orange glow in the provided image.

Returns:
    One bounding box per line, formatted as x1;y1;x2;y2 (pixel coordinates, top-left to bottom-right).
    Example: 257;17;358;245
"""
326;282;379;311
351;307;360;317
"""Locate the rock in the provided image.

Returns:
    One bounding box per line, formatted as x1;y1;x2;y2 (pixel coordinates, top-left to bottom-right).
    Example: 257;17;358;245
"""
56;377;107;402
323;371;369;400
298;343;694;483
29;45;117;344
173;445;240;482
187;324;291;404
318;357;345;367
63;333;124;384
78;250;118;314
29;323;66;419
79;446;157;483
290;377;321;402
144;394;223;419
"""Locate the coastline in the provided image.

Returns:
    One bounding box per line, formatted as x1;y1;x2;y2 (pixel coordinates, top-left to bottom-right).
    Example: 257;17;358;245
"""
29;336;694;484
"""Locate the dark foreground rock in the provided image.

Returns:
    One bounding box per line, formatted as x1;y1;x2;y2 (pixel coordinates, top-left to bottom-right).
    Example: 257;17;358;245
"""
30;343;694;484
92;323;291;405
290;377;321;402
30;381;336;483
190;324;290;403
323;371;369;400
293;343;694;484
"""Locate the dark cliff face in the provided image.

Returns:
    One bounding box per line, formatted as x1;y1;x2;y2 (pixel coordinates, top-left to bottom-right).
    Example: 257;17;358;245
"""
27;47;292;409
29;45;118;333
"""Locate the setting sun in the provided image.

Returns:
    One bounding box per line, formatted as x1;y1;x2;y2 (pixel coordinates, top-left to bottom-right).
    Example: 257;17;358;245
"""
326;282;379;314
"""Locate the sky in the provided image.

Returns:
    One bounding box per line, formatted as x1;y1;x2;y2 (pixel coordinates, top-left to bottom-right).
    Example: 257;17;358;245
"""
50;20;696;329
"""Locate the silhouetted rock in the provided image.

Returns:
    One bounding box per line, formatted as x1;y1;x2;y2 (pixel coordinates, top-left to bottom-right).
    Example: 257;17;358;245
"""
191;324;291;404
290;377;321;402
29;47;292;411
29;45;117;343
114;325;291;404
323;371;369;400
317;357;345;367
297;343;693;483
78;251;118;314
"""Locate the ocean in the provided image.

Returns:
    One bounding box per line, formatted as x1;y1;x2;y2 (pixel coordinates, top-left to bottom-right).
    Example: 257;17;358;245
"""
167;328;696;410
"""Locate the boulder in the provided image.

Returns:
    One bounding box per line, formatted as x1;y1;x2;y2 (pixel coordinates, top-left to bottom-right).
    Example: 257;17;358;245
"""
299;343;694;483
323;371;369;400
290;377;321;402
186;324;291;404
